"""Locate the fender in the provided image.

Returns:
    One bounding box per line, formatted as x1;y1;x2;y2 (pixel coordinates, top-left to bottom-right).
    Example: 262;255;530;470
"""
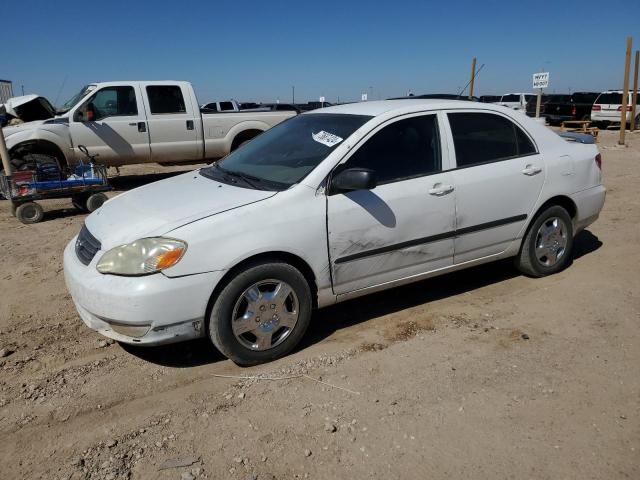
6;123;75;165
224;120;269;150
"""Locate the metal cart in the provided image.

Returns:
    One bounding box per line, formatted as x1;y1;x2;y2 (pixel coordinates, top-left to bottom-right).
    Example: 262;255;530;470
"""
0;145;112;224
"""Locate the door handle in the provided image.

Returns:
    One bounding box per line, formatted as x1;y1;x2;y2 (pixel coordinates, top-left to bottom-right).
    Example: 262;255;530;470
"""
522;164;542;176
428;183;454;196
137;122;146;133
186;120;194;130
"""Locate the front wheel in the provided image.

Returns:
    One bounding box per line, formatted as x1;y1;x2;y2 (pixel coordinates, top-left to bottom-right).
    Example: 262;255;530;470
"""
208;261;312;366
516;205;573;277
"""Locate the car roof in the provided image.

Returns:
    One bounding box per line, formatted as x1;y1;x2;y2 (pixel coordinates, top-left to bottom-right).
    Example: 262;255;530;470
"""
306;99;489;117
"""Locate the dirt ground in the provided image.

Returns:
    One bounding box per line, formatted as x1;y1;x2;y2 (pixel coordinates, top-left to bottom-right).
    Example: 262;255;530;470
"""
0;130;638;480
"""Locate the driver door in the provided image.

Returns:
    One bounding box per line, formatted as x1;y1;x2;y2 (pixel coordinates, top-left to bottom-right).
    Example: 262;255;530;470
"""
69;84;151;164
327;113;456;296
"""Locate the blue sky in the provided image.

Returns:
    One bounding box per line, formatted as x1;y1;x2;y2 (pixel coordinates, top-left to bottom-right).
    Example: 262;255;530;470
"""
3;0;638;106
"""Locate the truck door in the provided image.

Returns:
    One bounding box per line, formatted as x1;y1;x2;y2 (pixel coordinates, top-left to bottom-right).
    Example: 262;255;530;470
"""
141;83;202;163
69;84;151;164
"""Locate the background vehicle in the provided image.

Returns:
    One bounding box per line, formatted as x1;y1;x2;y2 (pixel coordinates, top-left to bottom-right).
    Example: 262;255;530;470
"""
1;81;297;174
498;93;535;110
525;92;599;124
389;93;479;101
201;100;300;113
64;99;605;365
479;95;501;103
591;90;640;126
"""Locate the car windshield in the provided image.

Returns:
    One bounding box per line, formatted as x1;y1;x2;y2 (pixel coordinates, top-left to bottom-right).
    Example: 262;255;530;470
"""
58;85;96;113
200;113;371;191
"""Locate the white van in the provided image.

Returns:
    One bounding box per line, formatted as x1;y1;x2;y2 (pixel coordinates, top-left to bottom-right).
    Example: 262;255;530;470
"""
591;90;639;126
498;93;535;111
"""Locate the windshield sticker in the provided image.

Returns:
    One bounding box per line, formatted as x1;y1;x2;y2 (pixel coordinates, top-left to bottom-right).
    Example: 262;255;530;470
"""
312;130;343;147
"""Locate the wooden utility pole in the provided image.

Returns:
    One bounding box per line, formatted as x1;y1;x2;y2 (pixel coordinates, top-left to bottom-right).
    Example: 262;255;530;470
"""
619;36;632;145
468;57;477;99
631;50;639;132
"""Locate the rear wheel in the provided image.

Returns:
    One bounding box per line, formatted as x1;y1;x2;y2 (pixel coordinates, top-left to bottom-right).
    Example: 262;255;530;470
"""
15;202;44;224
516;205;573;277
208;261;312;366
86;193;108;212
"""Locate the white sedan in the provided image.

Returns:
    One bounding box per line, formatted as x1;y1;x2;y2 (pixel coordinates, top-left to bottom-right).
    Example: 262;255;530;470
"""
64;100;605;365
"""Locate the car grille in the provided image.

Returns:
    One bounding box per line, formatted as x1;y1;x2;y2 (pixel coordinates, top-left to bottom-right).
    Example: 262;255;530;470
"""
75;225;101;266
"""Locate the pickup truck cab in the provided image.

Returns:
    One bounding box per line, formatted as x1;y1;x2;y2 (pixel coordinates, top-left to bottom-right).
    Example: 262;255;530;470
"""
498;93;535;111
1;81;297;171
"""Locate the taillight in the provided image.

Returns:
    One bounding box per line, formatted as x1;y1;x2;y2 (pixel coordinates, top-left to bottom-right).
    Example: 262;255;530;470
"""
617;105;632;111
595;153;602;170
592;105;601;111
571;106;576;115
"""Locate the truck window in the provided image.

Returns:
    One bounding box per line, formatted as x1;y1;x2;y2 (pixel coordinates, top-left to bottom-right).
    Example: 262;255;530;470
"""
146;86;187;114
219;101;234;111
84;86;137;120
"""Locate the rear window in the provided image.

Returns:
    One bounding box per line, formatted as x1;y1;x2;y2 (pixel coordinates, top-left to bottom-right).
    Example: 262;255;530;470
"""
571;93;598;104
501;94;520;102
547;95;571;103
219;101;235;111
595;93;623;105
146;85;187;114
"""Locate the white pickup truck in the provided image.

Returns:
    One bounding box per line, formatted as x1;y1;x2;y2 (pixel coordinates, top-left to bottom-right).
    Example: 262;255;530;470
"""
1;81;297;172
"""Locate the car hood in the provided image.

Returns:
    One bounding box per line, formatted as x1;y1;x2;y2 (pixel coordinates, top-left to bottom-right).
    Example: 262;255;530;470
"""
85;170;277;249
2;94;56;122
2;119;48;136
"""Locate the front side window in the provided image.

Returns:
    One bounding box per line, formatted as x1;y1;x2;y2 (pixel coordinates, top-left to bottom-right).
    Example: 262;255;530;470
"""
81;86;137;121
448;112;536;168
200;113;371;190
146;85;187;114
342;115;441;185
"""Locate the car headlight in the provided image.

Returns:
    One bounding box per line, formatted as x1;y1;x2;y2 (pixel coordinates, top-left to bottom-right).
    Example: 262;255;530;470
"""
96;238;187;276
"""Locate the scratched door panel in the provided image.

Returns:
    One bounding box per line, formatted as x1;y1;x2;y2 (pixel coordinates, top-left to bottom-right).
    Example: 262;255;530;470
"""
328;173;455;295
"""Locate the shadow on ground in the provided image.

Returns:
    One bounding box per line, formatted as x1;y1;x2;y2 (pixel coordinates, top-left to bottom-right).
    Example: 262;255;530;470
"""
122;230;603;368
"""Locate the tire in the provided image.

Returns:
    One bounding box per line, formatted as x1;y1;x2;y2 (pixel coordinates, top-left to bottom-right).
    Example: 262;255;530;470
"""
208;261;312;366
15;202;44;224
85;193;108;212
72;193;89;212
516;205;573;277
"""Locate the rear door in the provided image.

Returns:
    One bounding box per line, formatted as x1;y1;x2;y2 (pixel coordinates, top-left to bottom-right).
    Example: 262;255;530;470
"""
327;112;456;295
442;110;545;263
141;83;202;163
69;84;151;164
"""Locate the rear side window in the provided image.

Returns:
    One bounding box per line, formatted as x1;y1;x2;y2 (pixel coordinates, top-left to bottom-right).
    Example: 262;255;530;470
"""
595;93;623;104
219;101;235;111
344;115;441;184
146;85;187;114
448;112;535;168
501;94;520;102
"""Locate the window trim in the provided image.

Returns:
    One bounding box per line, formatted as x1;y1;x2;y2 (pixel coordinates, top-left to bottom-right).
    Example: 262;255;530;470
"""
326;111;446;195
443;109;539;171
74;86;139;122
145;85;188;115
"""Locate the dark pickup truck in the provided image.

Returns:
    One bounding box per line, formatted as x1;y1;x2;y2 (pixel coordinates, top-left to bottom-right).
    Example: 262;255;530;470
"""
525;92;599;125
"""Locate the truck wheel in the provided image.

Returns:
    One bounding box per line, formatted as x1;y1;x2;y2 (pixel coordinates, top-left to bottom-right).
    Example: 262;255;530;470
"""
15;202;44;224
516;205;573;277
72;193;89;211
86;193;108;212
208;260;312;366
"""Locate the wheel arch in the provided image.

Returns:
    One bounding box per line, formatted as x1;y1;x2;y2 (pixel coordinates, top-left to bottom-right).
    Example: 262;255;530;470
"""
230;128;264;151
9;139;69;167
535;195;577;220
203;250;319;329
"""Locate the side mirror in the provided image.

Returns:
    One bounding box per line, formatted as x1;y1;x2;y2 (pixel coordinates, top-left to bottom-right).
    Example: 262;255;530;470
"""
331;168;377;194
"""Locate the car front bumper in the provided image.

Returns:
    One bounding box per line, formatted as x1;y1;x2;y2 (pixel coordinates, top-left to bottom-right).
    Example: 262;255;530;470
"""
63;237;224;345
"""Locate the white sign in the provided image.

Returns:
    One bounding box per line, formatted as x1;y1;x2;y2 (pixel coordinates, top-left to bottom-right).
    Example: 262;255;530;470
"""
533;72;549;89
361;93;368;101
312;130;343;147
319;96;325;103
